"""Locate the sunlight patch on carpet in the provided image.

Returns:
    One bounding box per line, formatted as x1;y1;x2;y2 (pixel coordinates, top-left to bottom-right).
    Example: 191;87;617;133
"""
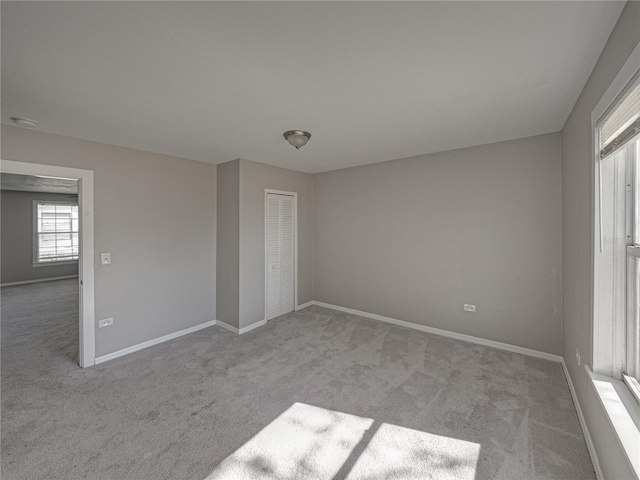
345;422;480;480
205;402;480;480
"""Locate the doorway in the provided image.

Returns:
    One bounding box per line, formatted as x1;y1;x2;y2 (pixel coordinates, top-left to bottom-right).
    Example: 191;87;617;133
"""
265;190;297;321
0;160;95;367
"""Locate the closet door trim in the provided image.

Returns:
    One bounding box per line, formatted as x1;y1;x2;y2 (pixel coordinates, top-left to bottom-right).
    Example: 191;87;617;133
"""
264;189;298;321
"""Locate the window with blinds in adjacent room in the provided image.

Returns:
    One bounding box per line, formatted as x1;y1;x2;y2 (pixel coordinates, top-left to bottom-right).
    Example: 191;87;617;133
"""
33;201;79;264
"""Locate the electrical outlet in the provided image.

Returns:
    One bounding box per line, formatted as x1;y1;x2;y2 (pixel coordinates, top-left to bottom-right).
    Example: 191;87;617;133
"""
575;348;581;366
463;304;476;312
99;318;113;328
101;253;111;265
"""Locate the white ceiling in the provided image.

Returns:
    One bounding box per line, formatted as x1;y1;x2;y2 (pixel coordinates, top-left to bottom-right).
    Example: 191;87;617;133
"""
1;2;624;174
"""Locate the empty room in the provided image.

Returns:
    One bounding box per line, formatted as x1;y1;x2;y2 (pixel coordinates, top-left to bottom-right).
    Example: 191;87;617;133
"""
1;1;638;479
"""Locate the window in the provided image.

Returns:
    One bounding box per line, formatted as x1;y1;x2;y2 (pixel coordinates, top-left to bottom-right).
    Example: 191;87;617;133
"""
33;201;79;264
595;72;640;400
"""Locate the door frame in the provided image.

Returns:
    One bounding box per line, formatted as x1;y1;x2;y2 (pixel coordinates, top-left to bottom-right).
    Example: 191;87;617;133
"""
264;189;298;321
1;159;95;368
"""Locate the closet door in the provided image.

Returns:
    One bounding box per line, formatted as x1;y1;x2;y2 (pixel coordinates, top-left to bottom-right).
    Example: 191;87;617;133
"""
279;195;295;315
266;193;295;321
266;195;282;320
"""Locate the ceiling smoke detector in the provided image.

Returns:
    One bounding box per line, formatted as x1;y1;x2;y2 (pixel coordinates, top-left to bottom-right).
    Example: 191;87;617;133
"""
11;117;38;128
283;130;311;150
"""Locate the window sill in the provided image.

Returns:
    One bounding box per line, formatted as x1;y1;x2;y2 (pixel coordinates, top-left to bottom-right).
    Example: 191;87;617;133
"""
587;365;640;478
32;260;79;268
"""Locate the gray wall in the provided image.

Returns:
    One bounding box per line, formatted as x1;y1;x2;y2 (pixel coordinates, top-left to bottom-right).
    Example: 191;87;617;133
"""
314;133;562;355
561;2;639;479
1;125;217;357
216;159;240;329
238;159;313;329
1;190;79;284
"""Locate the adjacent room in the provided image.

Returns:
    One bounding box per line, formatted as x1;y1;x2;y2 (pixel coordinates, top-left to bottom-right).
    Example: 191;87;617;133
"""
1;2;638;479
1;173;81;371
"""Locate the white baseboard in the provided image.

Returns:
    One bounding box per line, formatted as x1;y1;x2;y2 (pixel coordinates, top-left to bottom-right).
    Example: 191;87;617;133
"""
240;319;267;334
216;320;239;334
310;301;562;363
562;361;603;480
296;301;314;311
1;275;78;287
94;320;217;365
216;318;268;335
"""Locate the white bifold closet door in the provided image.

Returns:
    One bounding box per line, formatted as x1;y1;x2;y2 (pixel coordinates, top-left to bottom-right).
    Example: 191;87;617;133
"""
266;193;295;320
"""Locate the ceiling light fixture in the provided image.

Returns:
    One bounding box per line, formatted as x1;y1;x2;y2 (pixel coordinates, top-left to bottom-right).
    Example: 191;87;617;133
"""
11;117;37;128
283;130;311;150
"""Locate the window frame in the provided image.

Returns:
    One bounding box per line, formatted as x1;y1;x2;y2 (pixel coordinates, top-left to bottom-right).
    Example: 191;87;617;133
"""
620;137;639;393
588;42;640;479
624;373;640;404
592;40;640;392
32;200;80;267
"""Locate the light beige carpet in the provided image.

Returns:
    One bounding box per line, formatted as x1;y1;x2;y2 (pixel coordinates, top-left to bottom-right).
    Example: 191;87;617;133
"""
1;279;595;479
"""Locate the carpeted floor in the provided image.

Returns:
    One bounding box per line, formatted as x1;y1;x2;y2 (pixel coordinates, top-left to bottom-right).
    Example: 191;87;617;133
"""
1;279;595;479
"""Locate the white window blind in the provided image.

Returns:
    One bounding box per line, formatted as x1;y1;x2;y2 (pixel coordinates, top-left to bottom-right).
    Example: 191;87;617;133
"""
34;202;79;263
599;74;640;159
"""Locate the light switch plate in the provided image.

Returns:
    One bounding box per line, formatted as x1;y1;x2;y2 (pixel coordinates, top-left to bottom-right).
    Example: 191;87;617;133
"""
101;253;111;265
